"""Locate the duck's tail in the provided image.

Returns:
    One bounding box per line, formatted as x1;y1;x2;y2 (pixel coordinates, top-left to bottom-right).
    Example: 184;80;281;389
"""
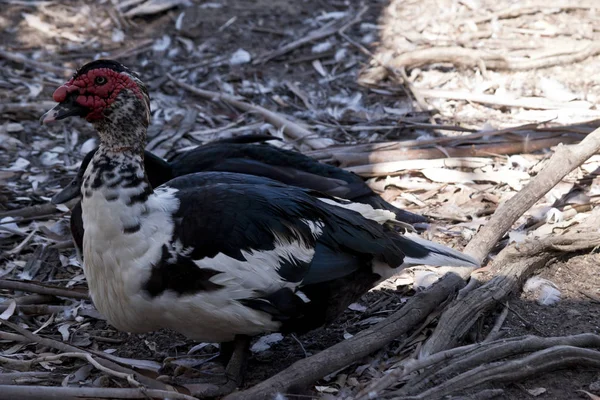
393;234;479;268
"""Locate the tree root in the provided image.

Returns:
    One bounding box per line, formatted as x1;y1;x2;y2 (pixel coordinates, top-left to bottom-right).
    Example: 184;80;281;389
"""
354;334;600;399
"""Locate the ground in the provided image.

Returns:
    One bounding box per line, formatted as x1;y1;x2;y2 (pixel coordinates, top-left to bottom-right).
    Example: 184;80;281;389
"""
1;0;599;399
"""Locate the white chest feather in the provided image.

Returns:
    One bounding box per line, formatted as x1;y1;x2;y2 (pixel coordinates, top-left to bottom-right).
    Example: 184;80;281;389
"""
81;184;282;342
81;186;179;332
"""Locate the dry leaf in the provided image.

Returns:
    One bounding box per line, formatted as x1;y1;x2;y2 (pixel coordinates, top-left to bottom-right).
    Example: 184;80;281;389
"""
250;333;284;353
526;387;546;396
0;300;17;320
315;386;338;394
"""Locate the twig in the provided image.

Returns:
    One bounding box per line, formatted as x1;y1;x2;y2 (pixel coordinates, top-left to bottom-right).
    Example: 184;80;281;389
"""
471;2;600;24
0;279;89;300
368;43;600;82
0;304;72;316
167;74;333;150
0;101;58;117
0;385;198;400
305;120;598;161
0;200;76;220
0;372;53;385
0;352;141;387
345;158;491;177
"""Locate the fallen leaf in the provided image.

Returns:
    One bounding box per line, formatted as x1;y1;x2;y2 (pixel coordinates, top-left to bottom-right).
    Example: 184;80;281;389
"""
315;386;338;394
57;323;72;342
348;303;367;312
0;300;17;320
250;333;284;353
526;387;546;396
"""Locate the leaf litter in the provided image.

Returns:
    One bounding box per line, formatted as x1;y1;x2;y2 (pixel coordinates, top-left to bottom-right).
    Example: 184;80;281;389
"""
0;0;599;399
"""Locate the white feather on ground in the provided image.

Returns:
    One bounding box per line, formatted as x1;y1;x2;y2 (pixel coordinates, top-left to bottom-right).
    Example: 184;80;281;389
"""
523;277;561;306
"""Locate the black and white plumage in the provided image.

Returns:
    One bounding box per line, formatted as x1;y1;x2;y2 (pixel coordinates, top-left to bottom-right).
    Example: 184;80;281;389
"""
42;59;478;344
52;134;427;256
53;136;426;225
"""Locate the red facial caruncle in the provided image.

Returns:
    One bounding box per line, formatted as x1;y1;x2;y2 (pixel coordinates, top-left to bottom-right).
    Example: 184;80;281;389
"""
52;68;142;121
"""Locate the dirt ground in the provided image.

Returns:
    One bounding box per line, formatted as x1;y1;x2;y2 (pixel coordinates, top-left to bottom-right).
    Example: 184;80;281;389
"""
1;0;600;399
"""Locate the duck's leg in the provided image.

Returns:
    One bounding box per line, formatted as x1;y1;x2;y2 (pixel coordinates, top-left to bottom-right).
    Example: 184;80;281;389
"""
224;335;250;386
185;335;250;398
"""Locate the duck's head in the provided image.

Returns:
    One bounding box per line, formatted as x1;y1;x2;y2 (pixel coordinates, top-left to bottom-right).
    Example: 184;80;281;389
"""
41;59;150;150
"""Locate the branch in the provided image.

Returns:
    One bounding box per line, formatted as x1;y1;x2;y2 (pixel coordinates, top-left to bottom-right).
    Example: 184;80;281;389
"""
252;7;367;64
420;232;600;356
0;279;89;300
463;125;600;265
416;87;600;111
0;199;76;220
384;43;600;72
0;386;197;400
167;74;333;150
340;136;579;172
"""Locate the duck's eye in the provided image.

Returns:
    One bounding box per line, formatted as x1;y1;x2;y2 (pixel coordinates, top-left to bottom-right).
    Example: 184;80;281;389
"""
95;76;107;85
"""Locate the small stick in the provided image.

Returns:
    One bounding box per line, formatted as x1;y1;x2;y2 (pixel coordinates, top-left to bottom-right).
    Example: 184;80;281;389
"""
0;372;52;385
253;7;366;64
0;304;72;316
0;279;89;300
335;136;580;168
26;352;141;387
305;120;594;161
369;42;600;82
0;385;197;400
463;125;600;265
0;200;76;220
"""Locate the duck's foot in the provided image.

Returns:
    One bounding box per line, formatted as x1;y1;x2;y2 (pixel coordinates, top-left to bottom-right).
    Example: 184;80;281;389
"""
172;335;250;398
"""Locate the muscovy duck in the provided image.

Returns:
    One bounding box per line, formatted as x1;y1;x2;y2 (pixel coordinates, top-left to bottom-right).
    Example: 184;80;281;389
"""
41;59;478;385
53;135;425;257
53;137;426;221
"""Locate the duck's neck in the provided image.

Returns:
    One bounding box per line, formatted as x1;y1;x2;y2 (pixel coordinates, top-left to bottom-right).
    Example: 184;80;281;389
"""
82;145;152;203
80;145;154;244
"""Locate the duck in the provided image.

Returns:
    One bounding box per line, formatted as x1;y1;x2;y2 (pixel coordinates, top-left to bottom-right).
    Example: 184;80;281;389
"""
41;59;478;388
52;136;428;256
55;137;429;226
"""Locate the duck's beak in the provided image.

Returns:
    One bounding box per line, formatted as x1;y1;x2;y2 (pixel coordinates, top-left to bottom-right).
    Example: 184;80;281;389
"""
51;179;81;204
40;98;88;125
